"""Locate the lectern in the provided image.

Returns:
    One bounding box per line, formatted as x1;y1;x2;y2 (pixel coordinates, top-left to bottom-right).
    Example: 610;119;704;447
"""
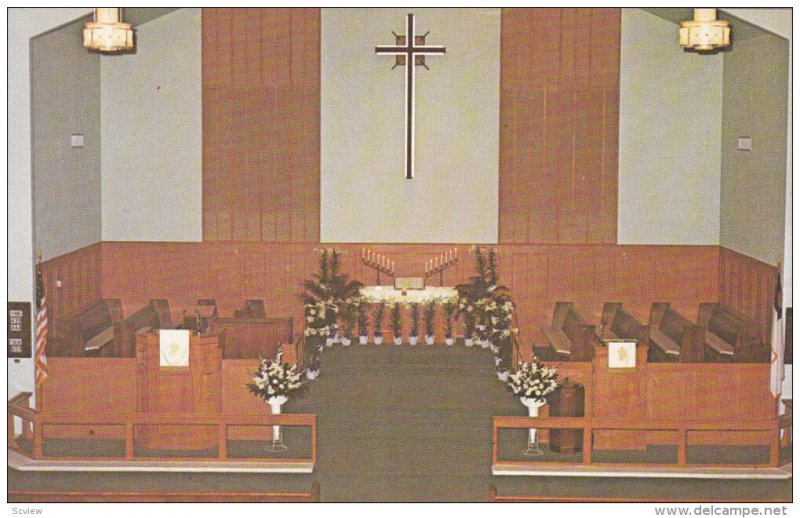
135;330;222;449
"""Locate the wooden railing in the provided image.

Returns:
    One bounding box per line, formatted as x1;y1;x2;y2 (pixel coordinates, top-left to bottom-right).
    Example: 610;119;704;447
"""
493;414;791;469
9;481;321;503
489;484;788;503
8;392;316;465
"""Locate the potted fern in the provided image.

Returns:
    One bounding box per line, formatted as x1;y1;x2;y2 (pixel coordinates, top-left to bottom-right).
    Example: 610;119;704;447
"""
374;302;386;345
442;301;457;346
424;301;436;345
392;303;403;345
356;300;369;345
409;303;421;345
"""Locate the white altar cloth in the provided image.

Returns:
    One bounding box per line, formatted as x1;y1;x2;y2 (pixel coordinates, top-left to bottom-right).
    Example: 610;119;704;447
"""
359;286;458;305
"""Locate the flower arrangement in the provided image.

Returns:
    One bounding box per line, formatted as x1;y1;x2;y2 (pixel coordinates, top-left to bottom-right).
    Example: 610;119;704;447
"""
374;302;386;344
508;359;558;402
488;295;517;375
423;301;436;345
301;248;363;346
246;359;305;402
391;303;403;344
456;246;511;348
303;301;328;373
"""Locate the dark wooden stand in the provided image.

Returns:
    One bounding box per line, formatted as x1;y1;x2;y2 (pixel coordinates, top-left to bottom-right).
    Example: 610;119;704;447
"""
549;381;585;453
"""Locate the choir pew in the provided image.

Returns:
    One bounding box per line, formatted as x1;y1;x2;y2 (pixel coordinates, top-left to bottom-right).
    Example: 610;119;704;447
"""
234;299;267;319
598;302;649;344
698;303;763;363
648;303;705;362
51;299;123;357
541;302;595;361
111;299;172;357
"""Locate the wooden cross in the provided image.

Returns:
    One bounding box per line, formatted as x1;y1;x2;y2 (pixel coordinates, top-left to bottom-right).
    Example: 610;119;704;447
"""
375;14;446;179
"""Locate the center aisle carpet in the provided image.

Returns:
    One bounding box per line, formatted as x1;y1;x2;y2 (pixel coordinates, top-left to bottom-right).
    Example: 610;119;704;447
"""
285;344;520;502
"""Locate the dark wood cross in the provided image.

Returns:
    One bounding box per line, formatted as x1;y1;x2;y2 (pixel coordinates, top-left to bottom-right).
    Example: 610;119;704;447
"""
375;14;446;179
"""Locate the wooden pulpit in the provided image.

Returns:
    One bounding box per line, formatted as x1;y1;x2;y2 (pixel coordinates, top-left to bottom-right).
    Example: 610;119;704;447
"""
135;330;222;449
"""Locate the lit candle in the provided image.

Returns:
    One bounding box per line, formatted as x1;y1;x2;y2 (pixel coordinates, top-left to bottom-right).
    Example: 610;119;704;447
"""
362;247;365;260
392;261;395;272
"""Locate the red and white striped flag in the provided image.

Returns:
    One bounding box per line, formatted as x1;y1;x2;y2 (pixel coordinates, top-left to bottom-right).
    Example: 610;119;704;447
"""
35;254;49;389
769;264;784;398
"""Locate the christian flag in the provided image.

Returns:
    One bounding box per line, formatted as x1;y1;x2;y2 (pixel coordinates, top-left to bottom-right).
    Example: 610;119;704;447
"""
769;264;784;398
35;254;49;389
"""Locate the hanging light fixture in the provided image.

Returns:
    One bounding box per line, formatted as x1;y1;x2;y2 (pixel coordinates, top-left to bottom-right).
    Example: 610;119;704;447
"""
83;8;134;52
679;8;730;52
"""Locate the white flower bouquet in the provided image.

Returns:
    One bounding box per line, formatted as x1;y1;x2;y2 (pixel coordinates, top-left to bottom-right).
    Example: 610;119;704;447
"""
508;359;558;402
247;359;305;402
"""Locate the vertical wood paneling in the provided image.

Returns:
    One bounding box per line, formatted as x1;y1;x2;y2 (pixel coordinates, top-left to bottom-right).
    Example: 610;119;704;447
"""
499;8;620;244
202;8;320;243
719;247;778;345
40;244;103;337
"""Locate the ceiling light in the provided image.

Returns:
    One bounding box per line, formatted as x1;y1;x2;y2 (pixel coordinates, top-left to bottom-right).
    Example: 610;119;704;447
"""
83;8;134;53
679;8;730;52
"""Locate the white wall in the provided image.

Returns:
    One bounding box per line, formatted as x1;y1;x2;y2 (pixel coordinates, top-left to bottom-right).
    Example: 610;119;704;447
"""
7;7;93;407
617;8;723;245
724;8;792;307
320;8;500;243
32;21;102;261
101;8;202;242
720;33;788;268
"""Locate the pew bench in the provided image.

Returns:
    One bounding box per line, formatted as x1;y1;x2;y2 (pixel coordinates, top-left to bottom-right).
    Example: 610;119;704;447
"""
541;302;595;361
233;299;267;319
648;303;705;362
211;317;294;359
112;299;172;357
52;299;123;357
697;303;763;362
599;302;649;344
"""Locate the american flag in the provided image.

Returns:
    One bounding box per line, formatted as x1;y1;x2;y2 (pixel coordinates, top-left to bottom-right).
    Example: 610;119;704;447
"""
35;255;49;389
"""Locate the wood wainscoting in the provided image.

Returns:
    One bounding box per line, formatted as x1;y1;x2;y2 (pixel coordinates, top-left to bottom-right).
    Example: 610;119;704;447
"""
39;243;103;339
98;242;718;356
35;242;721;358
718;247;780;346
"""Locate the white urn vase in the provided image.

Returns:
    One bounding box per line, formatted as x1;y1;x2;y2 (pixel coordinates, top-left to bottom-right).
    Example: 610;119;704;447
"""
340;336;351;347
266;395;289;452
497;370;509;382
374;335;384;345
393;336;402;345
465;337;474;347
425;335;434;346
359;335;368;345
305;369;319;380
409;335;419;345
445;336;454;346
520;397;546;452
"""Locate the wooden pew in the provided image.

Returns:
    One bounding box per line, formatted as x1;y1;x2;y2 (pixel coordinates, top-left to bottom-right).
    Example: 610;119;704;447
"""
182;299;218;333
111;299;172;357
234;299;267;319
599;302;650;344
541;302;595;361
648;303;705;362
697;303;763;363
210;317;294;359
51;299;123;357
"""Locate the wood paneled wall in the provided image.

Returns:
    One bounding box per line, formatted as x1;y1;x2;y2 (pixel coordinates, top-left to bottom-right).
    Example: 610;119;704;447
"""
499;8;620;244
202;8;320;242
98;242;718;354
40;243;103;337
718;247;779;345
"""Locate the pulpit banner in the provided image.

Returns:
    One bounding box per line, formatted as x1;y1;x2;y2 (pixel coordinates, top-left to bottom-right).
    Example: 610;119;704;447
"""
159;329;190;367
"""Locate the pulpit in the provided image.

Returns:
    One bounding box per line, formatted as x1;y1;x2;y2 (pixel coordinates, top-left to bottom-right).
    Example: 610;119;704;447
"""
135;330;222;449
